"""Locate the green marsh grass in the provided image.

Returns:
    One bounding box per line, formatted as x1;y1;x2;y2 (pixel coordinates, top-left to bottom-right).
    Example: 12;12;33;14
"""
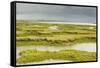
17;49;96;64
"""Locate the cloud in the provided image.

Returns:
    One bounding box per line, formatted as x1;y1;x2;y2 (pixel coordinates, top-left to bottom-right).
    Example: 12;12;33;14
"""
16;3;96;23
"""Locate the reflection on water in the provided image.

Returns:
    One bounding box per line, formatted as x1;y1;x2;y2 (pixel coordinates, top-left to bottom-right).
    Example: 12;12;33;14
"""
72;43;96;52
17;43;96;58
16;43;96;65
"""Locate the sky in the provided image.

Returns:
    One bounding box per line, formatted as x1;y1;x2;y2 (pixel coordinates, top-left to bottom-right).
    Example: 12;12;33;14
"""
16;3;96;23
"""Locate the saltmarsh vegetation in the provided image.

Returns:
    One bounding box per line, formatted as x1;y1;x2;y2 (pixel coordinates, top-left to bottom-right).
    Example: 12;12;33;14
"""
16;20;96;46
17;49;96;64
16;20;96;64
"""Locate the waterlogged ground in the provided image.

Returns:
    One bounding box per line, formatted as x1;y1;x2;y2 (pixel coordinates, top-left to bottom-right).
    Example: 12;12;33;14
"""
17;43;96;58
16;20;96;65
16;43;96;65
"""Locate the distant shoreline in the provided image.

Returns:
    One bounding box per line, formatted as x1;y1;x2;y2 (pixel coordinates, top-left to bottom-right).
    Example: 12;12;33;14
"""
39;22;96;25
16;20;96;26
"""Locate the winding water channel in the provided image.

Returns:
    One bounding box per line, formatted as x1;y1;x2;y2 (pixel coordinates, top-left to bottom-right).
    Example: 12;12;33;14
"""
16;43;96;65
